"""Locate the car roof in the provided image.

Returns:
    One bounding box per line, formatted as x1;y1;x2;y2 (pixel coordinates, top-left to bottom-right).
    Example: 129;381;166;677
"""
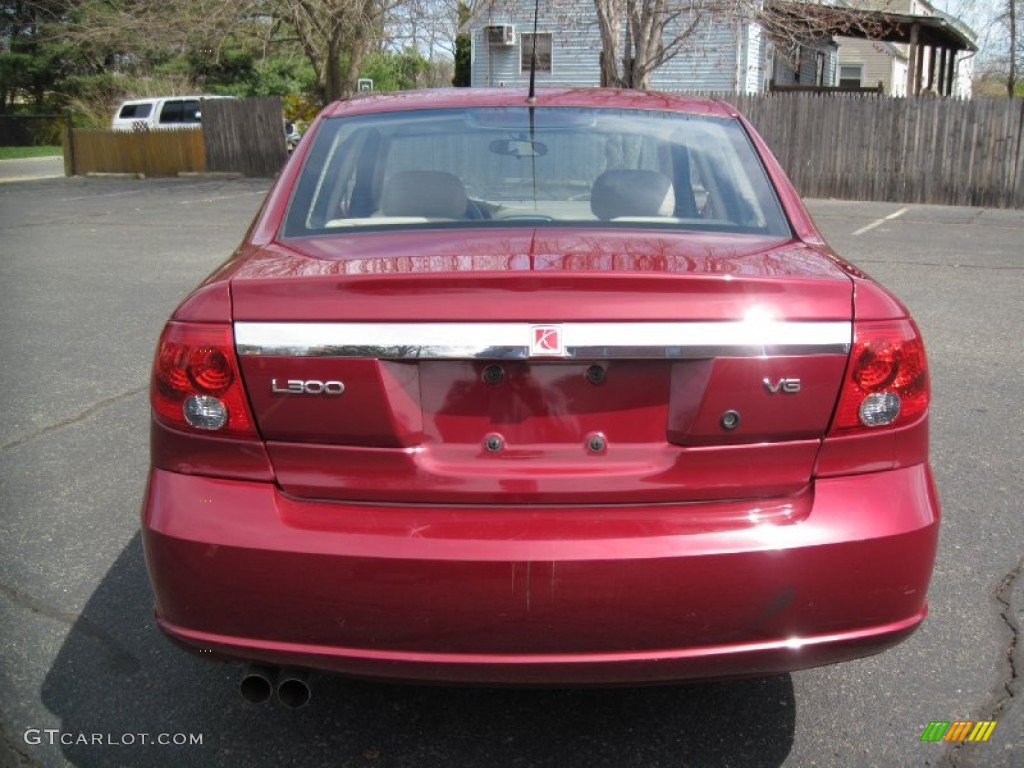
118;95;234;104
320;88;740;120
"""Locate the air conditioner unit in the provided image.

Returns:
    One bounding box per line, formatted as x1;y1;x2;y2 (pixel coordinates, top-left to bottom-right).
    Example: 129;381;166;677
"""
485;24;515;46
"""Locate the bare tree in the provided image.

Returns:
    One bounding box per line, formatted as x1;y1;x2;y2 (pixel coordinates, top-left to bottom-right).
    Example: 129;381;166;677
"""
271;0;466;98
279;0;403;101
595;0;714;89
49;0;270;74
51;0;426;101
518;0;892;91
471;0;727;90
386;0;464;60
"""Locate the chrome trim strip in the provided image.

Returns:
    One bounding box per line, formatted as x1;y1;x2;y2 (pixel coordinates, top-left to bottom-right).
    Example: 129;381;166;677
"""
235;321;851;359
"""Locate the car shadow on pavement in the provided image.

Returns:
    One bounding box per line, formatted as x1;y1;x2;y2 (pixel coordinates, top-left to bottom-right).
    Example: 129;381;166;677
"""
42;534;796;767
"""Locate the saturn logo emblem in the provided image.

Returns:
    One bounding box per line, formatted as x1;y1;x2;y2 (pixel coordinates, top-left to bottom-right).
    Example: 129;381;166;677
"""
530;325;564;356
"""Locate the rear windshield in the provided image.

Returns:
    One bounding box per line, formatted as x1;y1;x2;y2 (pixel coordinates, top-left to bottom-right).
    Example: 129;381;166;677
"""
283;107;790;237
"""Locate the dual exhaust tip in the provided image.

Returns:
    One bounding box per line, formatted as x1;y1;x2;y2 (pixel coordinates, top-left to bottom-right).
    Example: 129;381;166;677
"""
239;665;311;708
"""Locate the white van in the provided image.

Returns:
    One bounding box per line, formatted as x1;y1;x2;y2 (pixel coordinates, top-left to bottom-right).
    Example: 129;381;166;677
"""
111;96;236;131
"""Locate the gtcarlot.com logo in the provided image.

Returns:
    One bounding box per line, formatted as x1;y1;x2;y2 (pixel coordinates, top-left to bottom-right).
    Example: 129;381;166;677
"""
921;720;997;743
24;729;203;747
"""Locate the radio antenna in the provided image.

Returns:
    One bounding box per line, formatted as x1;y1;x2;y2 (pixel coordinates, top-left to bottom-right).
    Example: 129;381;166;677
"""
527;0;540;103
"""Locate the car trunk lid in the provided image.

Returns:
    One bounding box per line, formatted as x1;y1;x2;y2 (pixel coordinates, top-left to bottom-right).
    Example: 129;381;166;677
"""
232;231;852;504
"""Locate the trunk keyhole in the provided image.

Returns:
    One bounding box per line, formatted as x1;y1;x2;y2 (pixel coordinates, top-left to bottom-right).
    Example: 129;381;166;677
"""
586;365;606;385
482;365;505;385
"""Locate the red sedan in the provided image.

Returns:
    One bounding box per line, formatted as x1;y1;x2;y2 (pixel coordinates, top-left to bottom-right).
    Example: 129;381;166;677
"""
142;88;938;693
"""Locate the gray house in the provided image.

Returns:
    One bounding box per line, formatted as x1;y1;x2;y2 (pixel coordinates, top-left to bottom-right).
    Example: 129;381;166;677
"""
468;0;837;93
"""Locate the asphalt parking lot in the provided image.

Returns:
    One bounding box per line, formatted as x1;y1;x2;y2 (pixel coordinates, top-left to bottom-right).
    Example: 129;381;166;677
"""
0;174;1021;768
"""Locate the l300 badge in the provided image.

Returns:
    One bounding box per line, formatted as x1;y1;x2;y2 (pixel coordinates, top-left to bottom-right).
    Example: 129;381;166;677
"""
271;379;345;395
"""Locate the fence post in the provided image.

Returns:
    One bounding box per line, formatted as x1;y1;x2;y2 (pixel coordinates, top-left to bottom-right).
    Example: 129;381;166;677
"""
1014;100;1024;208
63;111;75;176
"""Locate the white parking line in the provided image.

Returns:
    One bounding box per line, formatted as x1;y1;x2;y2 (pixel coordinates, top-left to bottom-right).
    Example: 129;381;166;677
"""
179;191;267;205
59;189;142;202
851;206;910;236
0;173;64;184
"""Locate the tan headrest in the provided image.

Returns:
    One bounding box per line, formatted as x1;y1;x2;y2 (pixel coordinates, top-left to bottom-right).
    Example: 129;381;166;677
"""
380;171;468;218
591;169;675;220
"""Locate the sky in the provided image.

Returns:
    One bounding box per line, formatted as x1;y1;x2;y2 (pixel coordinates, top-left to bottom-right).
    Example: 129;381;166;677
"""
930;0;1009;62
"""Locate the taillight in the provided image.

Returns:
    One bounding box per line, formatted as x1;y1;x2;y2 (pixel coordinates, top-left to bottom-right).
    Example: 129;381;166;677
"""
151;322;258;439
830;319;929;433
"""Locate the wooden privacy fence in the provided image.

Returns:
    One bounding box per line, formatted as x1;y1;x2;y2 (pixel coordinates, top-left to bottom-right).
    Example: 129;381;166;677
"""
202;96;288;177
725;93;1024;209
61;93;1024;207
66;127;204;177
62;96;286;177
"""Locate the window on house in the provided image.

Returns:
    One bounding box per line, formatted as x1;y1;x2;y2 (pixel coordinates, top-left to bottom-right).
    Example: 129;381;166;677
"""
521;33;552;74
839;64;864;88
815;52;826;86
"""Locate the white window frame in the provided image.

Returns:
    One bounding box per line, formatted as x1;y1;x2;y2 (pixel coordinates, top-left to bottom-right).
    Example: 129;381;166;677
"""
520;32;553;75
838;63;864;88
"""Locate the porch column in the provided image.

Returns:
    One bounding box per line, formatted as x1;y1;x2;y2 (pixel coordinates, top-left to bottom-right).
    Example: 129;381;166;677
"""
946;51;958;97
937;48;948;95
906;23;919;96
927;46;937;92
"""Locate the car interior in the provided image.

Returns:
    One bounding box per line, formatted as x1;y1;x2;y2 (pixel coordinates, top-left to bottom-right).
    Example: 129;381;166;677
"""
285;108;790;238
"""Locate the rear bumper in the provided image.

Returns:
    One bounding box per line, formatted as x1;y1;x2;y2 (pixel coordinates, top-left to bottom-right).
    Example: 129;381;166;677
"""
141;464;939;685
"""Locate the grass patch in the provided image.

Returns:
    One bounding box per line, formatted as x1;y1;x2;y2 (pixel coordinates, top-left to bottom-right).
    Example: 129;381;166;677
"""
0;146;64;160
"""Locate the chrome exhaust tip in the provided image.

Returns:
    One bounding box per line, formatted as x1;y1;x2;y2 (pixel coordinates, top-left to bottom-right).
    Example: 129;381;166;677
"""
276;668;312;709
238;664;276;704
